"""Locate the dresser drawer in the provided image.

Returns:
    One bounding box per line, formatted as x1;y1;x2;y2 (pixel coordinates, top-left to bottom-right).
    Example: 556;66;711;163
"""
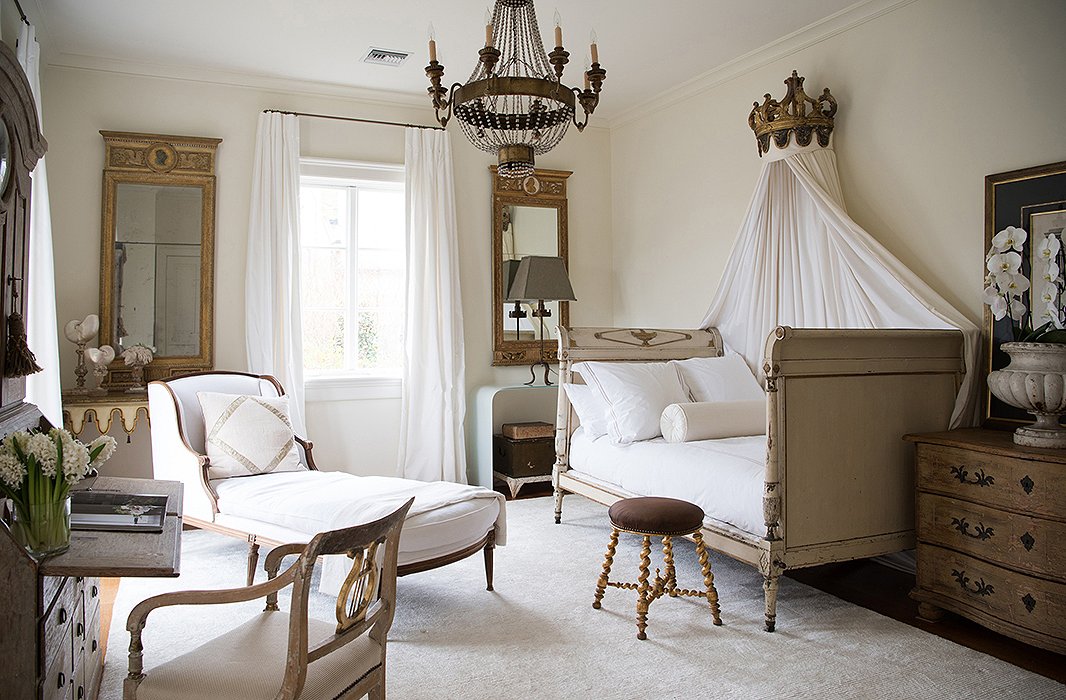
916;443;1066;517
918;493;1066;582
41;577;76;675
917;544;1066;644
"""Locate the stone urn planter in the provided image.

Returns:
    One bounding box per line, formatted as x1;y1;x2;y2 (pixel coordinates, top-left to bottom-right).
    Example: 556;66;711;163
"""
987;341;1066;448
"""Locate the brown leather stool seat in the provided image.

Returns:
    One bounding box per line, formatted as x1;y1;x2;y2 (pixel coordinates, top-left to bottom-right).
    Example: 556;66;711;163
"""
609;496;704;536
594;496;722;639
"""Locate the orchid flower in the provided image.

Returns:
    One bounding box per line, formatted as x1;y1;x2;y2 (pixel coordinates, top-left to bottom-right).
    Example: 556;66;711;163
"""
1036;233;1061;261
989;295;1008;320
1003;274;1030;296
987;251;1022;276
1009;297;1027;322
991;226;1027;253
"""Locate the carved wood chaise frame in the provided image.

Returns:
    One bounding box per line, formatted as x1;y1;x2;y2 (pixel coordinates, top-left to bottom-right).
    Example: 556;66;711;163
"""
553;326;964;631
149;371;495;589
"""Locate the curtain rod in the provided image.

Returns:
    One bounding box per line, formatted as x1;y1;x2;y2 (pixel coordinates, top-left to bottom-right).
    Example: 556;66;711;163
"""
12;0;28;25
262;109;444;131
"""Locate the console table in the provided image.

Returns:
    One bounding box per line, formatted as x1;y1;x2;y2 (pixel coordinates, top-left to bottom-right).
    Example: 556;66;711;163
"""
0;477;183;699
472;385;558;489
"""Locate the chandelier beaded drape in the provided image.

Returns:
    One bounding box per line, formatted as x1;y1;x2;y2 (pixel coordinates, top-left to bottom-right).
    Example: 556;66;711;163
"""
700;139;979;428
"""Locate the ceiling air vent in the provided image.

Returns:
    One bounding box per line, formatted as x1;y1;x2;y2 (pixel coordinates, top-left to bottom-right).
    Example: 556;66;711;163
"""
364;48;409;67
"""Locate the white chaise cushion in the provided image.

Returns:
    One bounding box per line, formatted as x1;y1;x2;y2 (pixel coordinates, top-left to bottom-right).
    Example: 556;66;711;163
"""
576;361;689;444
671;354;764;403
197;391;305;479
660;400;766;443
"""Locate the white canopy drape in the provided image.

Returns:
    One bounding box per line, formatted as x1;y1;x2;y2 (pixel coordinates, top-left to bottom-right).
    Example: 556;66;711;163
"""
245;112;306;435
700;140;979;428
19;23;62;426
398;128;467;483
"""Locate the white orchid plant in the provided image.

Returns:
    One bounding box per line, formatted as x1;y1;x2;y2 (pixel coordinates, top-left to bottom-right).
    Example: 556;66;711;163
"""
984;226;1066;343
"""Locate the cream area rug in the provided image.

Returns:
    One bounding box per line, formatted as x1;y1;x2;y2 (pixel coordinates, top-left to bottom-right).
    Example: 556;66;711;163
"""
101;496;1065;699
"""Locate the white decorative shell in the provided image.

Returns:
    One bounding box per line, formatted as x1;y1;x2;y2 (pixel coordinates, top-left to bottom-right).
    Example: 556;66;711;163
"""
64;314;100;344
83;344;115;368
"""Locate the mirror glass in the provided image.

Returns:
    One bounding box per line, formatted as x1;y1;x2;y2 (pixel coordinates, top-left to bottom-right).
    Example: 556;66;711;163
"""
100;131;220;384
491;168;570;366
113;183;203;355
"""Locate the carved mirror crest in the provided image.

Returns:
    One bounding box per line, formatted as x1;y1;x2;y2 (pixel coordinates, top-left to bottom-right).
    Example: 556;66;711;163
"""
99;131;220;384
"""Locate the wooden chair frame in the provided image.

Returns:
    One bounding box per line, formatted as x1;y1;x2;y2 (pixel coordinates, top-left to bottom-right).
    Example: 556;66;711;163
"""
124;499;414;700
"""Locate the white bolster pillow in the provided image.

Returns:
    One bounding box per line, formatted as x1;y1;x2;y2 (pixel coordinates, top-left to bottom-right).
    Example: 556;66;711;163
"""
660;400;766;443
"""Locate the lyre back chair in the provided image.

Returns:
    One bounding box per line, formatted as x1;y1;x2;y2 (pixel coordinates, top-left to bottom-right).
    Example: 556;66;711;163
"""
123;498;414;700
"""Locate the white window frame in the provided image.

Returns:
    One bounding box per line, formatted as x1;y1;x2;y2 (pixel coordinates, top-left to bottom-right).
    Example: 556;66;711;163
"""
299;158;405;402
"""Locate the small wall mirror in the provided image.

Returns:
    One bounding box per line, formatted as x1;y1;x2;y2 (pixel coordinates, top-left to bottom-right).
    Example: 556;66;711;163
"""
100;131;220;383
491;167;571;366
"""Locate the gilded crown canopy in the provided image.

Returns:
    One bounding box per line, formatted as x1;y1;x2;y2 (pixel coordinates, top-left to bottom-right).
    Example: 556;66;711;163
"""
748;70;837;157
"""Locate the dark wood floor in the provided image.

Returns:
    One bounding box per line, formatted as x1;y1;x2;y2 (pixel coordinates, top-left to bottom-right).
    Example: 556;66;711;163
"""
501;481;1066;684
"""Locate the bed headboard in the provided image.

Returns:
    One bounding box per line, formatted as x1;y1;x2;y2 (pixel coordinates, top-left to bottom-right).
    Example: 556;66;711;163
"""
557;326;724;367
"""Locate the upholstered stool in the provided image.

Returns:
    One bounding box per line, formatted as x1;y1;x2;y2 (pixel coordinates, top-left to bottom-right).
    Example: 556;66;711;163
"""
593;496;723;639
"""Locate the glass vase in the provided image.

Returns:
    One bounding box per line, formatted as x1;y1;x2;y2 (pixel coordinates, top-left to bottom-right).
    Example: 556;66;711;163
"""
10;496;71;559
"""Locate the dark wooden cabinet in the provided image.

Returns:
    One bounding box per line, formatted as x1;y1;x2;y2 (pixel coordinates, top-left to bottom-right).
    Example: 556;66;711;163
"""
907;429;1066;654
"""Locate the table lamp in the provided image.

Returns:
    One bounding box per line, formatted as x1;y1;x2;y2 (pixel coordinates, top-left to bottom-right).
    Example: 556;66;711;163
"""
505;255;576;386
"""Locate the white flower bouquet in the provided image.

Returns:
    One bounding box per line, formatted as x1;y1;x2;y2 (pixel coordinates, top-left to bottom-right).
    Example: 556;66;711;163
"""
983;226;1066;343
0;429;117;557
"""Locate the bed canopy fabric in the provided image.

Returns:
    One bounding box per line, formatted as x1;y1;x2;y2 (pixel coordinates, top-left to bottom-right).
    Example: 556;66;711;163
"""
699;137;979;428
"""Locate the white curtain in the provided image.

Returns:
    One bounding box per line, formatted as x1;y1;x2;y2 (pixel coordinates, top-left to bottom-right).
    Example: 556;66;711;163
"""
245;113;306;435
18;23;61;426
398;128;467;483
700;140;979;428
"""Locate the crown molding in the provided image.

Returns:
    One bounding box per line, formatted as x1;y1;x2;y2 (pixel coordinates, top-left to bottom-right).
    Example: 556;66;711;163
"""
45;51;431;112
607;0;918;129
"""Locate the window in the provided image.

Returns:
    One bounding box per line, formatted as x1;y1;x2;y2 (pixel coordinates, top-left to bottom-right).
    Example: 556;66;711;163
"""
299;159;405;381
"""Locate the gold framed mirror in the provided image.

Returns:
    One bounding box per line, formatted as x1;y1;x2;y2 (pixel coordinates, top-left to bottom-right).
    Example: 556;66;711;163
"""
491;167;571;366
99;131;220;383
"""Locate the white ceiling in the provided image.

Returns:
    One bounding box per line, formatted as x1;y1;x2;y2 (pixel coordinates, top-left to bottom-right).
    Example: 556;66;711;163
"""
32;0;860;121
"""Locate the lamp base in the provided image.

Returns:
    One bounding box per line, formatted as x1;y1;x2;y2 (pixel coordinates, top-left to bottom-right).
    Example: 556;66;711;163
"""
525;360;553;387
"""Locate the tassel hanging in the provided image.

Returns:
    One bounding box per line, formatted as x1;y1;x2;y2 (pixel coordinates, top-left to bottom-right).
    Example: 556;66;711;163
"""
5;311;42;377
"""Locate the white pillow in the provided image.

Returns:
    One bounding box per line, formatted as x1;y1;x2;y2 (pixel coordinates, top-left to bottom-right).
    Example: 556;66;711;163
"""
576;361;689;444
563;382;609;439
197;391;306;479
660;400;766;443
671;354;764;403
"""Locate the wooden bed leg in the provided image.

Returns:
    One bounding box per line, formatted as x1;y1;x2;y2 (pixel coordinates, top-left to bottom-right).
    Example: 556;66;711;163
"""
763;572;780;632
554;488;564;524
246;538;260;586
483;532;495;591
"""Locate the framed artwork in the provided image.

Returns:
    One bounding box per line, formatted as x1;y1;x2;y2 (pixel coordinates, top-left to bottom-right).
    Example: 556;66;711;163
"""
983;160;1066;427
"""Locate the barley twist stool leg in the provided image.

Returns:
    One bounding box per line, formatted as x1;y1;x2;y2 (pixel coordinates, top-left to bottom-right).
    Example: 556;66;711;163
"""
636;535;652;640
693;532;722;625
662;536;678;596
593;528;619;610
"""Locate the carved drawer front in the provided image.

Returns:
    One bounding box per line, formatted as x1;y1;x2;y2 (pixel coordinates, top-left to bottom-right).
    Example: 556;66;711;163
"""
41;619;73;700
41;577;76;674
918;493;1066;582
918;544;1066;643
916;444;1066;517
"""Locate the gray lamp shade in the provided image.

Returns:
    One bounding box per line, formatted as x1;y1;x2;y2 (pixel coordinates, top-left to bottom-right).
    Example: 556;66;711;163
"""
505;256;577;302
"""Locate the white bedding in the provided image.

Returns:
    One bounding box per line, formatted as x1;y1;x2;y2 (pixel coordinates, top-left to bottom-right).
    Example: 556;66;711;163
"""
568;428;766;536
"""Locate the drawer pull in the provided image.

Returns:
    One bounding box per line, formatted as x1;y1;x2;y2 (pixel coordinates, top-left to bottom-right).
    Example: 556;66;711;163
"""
1022;593;1037;613
951;569;994;596
76;622;84;638
950;466;994;487
950;517;994;541
77;686;84;700
1020;475;1034;495
57;672;66;689
92;639;98;652
1021;531;1035;551
91;584;99;598
58;608;68;624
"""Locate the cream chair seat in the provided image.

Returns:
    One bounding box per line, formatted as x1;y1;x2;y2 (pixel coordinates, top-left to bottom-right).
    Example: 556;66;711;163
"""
148;371;504;587
125;500;412;700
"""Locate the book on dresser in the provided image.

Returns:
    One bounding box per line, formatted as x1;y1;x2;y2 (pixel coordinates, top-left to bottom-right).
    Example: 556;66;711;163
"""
905;428;1066;654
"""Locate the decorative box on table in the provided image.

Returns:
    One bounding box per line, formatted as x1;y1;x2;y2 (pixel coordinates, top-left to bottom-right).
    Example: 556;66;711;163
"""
493;422;555;478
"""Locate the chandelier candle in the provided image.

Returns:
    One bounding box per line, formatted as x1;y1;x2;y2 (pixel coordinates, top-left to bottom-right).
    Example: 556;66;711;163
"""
425;0;606;178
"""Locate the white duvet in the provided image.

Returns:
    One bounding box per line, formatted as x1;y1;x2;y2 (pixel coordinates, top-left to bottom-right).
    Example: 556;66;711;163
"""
568;429;766;536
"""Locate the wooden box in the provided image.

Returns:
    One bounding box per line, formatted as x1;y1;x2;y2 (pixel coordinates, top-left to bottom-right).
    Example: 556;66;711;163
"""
493;434;555;478
501;421;554;440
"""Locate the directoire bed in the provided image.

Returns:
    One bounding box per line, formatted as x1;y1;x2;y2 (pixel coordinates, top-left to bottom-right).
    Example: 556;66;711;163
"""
553;326;964;631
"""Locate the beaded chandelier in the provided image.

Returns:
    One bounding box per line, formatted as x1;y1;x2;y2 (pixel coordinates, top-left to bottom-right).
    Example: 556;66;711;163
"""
426;0;606;178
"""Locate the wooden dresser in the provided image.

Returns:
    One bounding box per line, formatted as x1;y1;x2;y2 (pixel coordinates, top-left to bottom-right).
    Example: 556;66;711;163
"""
0;477;183;699
906;429;1066;654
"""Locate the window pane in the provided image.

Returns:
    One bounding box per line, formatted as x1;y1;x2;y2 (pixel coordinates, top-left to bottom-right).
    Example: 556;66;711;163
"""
357;188;404;250
300;186;347;247
302;309;345;372
357;310;403;370
356;249;404;309
301;247;346;309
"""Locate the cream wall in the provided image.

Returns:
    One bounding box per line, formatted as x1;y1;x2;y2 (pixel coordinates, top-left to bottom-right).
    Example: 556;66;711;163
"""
42;67;612;479
609;0;1066;329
